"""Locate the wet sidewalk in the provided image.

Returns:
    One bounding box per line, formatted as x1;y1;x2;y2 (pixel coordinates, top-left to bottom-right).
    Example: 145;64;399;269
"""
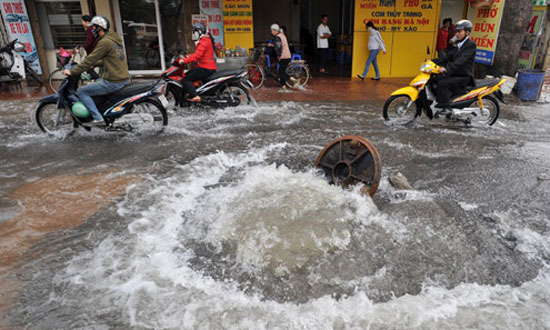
0;77;410;103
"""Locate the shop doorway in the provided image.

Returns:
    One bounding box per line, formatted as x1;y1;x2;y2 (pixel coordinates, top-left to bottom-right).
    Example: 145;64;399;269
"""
252;0;354;77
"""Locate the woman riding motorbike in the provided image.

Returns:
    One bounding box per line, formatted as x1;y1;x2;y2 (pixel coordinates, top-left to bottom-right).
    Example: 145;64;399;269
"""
179;22;216;102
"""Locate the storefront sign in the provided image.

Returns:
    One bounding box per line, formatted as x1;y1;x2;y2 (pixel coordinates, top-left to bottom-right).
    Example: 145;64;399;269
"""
192;14;208;26
222;0;253;33
200;0;224;48
533;0;547;5
518;7;546;69
469;0;505;65
0;0;41;73
354;0;439;33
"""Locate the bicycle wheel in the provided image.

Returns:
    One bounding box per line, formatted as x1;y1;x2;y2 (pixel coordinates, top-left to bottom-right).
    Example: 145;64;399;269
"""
243;63;265;89
286;62;309;88
145;49;160;67
49;68;64;92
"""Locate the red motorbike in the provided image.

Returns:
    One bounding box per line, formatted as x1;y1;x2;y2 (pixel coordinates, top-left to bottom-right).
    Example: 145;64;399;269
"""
161;55;253;108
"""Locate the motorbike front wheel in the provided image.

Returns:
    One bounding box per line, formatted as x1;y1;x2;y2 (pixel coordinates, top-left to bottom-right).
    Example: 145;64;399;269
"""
35;101;75;137
383;95;419;125
468;95;499;127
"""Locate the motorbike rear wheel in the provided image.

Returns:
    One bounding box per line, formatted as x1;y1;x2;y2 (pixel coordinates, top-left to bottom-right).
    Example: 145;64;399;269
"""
383;95;419;125
35;101;75;137
468;95;499;127
221;84;253;106
127;98;168;133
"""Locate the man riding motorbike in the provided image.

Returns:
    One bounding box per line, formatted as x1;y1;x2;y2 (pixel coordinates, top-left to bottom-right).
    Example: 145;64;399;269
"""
432;19;476;117
178;22;216;103
63;15;129;127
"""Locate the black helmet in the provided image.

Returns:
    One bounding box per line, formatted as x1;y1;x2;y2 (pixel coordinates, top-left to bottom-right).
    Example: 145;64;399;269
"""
192;22;206;34
455;19;473;32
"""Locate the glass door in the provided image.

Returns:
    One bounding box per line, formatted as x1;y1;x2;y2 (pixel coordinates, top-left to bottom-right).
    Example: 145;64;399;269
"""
116;0;162;71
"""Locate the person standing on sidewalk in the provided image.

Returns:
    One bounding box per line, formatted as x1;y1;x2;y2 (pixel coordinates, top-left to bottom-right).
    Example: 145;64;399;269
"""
357;21;386;81
317;14;332;74
271;23;292;92
437;18;451;56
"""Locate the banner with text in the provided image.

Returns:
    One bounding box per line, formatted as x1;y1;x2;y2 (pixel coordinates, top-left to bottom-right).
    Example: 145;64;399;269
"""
200;0;224;48
222;0;253;50
469;0;505;65
354;0;438;33
0;0;41;73
518;7;546;69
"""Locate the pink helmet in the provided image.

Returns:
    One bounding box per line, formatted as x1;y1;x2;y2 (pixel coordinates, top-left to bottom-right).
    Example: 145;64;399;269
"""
59;47;72;58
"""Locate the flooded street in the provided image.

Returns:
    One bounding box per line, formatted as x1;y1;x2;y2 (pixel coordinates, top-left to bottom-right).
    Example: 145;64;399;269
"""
1;93;550;329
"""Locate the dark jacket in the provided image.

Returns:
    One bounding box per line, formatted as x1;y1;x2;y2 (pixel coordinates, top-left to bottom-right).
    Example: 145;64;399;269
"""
82;26;98;54
435;37;476;80
71;31;129;82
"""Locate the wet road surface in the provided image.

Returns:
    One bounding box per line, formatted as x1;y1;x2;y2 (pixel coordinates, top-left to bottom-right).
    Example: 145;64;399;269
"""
1;82;550;329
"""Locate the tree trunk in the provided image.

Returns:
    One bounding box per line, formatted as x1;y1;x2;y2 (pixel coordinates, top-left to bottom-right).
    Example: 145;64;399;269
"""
490;0;533;76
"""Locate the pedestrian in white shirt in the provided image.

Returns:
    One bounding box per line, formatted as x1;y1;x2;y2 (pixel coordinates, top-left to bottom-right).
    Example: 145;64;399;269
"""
358;21;386;80
317;14;331;73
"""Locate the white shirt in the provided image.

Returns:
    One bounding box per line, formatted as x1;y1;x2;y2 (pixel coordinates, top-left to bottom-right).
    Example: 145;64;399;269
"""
457;36;469;49
368;29;386;52
317;24;331;48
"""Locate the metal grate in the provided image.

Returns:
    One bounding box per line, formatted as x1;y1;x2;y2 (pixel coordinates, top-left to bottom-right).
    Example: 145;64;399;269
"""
44;2;85;49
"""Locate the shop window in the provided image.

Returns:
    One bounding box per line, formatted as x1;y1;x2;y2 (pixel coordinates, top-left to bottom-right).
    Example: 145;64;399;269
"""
36;1;85;50
119;0;160;70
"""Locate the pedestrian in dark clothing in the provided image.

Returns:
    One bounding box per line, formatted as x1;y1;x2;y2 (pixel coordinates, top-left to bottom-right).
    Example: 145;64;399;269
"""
271;23;292;92
81;15;100;79
432;20;476;116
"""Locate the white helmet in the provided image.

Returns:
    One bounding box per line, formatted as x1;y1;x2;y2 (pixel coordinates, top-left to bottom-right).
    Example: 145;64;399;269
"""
270;23;280;32
89;15;110;31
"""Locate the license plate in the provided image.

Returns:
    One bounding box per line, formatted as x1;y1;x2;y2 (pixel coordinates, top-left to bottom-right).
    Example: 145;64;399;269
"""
158;94;169;108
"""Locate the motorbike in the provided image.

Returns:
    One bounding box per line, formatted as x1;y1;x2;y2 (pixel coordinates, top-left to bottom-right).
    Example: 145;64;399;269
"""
383;49;506;127
162;56;254;109
0;39;42;84
35;64;169;137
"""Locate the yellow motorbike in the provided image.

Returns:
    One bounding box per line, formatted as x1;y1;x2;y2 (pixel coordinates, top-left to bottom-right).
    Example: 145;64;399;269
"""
383;58;506;126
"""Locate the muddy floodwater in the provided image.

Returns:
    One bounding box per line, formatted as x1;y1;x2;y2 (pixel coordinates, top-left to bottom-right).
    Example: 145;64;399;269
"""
1;97;550;329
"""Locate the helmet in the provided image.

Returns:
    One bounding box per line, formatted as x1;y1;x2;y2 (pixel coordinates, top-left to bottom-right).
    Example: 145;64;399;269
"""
270;23;280;32
455;19;473;32
192;22;206;34
89;15;110;31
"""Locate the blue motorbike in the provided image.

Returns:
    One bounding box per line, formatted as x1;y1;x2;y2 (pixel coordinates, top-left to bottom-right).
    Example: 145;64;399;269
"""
35;69;168;137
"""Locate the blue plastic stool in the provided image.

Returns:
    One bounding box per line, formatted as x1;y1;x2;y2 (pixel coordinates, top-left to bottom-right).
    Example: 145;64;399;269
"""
291;54;302;61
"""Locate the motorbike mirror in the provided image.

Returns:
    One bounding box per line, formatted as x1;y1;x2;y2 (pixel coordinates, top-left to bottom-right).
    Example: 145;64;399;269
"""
13;42;25;52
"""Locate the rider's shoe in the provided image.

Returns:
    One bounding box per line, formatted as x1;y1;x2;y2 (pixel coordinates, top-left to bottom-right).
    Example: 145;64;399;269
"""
438;107;452;119
83;119;106;127
188;96;201;102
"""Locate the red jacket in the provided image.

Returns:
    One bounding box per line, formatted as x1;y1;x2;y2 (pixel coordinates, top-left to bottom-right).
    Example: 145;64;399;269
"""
183;35;216;70
437;28;448;52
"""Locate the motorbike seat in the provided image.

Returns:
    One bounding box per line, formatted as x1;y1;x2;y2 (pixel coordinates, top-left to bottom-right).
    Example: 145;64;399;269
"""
91;82;157;109
203;69;245;82
473;78;500;89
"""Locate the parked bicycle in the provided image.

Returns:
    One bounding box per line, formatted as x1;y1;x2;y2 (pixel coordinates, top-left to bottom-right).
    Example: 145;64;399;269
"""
49;46;99;92
243;47;310;90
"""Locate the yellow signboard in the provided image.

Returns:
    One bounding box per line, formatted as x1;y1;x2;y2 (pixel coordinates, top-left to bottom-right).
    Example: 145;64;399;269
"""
352;0;440;78
468;0;506;65
223;0;254;50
